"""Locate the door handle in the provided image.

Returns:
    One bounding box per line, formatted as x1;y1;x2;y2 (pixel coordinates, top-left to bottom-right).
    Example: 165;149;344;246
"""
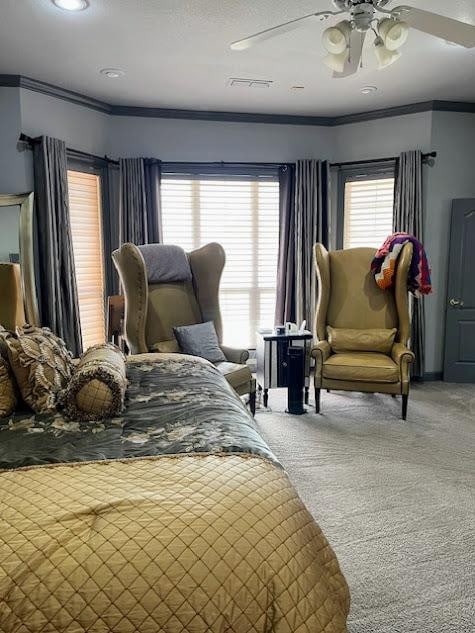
449;298;464;307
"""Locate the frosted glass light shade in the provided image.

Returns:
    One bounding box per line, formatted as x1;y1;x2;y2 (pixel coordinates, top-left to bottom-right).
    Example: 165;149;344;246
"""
53;0;88;9
379;19;409;51
323;50;350;73
374;40;401;68
322;20;351;54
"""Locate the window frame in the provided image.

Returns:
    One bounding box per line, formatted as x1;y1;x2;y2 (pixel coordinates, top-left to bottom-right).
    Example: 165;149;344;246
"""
160;162;281;349
66;153;116;301
336;160;396;249
66;153;112;348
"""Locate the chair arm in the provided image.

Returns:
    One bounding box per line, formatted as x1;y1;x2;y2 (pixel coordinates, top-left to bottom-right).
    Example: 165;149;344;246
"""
221;345;249;364
391;343;415;366
311;341;331;388
311;340;331;361
391;343;415;394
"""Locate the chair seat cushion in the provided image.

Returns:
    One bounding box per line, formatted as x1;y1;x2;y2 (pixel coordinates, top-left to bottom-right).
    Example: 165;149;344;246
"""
215;362;252;390
323;352;399;383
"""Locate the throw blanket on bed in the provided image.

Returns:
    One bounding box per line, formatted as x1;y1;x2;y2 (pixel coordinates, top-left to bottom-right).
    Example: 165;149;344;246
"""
0;354;350;633
371;232;432;296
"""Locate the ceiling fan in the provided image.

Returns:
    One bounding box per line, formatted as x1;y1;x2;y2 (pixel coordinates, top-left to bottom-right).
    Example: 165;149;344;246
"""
230;1;475;78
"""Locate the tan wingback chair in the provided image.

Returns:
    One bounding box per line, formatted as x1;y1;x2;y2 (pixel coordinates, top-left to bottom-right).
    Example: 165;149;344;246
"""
0;263;26;331
112;242;256;414
312;243;415;419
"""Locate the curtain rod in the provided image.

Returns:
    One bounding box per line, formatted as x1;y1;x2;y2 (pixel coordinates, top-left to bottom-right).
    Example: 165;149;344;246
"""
162;161;290;167
18;133;119;166
330;151;437;169
19;134;436;170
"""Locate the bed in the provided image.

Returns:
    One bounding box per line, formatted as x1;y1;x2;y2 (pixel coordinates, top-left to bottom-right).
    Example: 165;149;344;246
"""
0;353;349;632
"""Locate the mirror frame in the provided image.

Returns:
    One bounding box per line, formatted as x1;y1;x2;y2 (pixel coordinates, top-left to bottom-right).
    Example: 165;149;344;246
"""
0;192;40;326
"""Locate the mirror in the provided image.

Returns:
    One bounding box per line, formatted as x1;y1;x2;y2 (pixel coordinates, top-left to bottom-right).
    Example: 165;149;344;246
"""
0;205;20;264
0;193;39;326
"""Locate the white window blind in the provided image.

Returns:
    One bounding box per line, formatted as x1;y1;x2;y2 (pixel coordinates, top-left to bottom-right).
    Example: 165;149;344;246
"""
161;177;279;349
68;170;106;350
343;177;395;249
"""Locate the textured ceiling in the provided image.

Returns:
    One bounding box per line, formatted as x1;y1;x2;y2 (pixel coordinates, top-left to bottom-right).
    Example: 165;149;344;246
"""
0;0;474;115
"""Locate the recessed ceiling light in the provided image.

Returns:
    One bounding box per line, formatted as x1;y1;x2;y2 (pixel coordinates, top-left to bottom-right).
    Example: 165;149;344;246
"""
100;68;125;79
361;85;378;95
52;0;89;11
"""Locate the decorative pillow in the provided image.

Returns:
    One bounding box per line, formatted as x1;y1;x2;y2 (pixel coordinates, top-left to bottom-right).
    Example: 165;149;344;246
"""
61;343;127;421
1;325;73;414
173;321;226;363
327;326;397;355
0;356;17;418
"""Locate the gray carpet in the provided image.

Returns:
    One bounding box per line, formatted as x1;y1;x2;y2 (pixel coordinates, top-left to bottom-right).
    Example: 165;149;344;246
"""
255;382;475;633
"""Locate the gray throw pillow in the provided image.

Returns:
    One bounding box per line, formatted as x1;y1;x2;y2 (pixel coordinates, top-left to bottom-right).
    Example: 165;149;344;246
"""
173;321;226;363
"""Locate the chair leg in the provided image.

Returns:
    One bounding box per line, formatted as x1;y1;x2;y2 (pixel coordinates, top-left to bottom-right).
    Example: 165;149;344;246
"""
402;394;408;420
391;394;396;398
249;390;256;416
315;388;321;413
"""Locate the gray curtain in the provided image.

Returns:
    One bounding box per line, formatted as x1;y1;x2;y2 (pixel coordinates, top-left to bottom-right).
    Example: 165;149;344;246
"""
275;160;330;331
393;149;425;379
33;136;82;356
294;160;330;334
274;164;296;325
119;158;161;245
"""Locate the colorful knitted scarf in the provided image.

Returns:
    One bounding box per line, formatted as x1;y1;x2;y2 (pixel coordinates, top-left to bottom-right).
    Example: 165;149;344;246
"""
371;232;432;297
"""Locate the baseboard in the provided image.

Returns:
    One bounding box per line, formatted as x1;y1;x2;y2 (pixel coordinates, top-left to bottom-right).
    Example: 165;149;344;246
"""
413;372;443;382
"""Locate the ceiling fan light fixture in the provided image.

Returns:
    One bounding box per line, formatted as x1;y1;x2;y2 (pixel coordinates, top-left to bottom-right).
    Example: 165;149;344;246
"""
374;37;401;69
52;0;89;10
323;49;350;73
378;18;409;51
322;20;351;54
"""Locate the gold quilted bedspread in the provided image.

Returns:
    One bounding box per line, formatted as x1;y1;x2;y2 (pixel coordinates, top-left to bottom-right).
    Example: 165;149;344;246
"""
0;454;349;632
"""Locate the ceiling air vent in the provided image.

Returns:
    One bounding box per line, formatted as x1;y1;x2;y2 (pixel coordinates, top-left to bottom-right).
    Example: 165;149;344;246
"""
226;78;273;88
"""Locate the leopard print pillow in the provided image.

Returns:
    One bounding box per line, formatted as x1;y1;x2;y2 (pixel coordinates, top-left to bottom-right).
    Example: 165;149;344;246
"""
1;326;73;414
0;355;17;418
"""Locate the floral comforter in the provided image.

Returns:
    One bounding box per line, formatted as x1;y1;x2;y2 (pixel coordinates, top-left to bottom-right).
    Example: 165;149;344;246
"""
0;354;275;470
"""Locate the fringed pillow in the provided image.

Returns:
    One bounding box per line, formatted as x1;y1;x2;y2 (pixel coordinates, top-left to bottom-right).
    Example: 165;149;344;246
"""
0;356;17;418
61;343;127;421
1;325;73;414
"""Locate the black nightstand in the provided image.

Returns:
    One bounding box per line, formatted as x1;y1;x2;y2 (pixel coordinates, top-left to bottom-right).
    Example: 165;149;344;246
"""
256;329;313;412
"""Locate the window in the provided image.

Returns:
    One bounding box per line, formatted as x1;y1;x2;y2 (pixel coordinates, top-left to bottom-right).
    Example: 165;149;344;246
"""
342;170;395;249
68;170;106;350
161;172;279;349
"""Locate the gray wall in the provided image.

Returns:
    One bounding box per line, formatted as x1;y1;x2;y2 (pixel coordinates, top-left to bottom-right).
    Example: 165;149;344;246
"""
20;89;108;157
106;115;335;162
0;88;30;192
332;111;433;162
1;86;474;375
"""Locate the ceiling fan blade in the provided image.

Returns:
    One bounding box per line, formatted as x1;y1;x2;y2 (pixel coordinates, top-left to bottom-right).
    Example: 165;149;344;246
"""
393;6;475;48
333;30;366;78
230;10;339;50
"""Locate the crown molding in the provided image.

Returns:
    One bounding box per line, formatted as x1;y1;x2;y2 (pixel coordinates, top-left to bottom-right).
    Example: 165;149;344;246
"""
1;74;475;126
110;104;330;125
0;74;112;114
